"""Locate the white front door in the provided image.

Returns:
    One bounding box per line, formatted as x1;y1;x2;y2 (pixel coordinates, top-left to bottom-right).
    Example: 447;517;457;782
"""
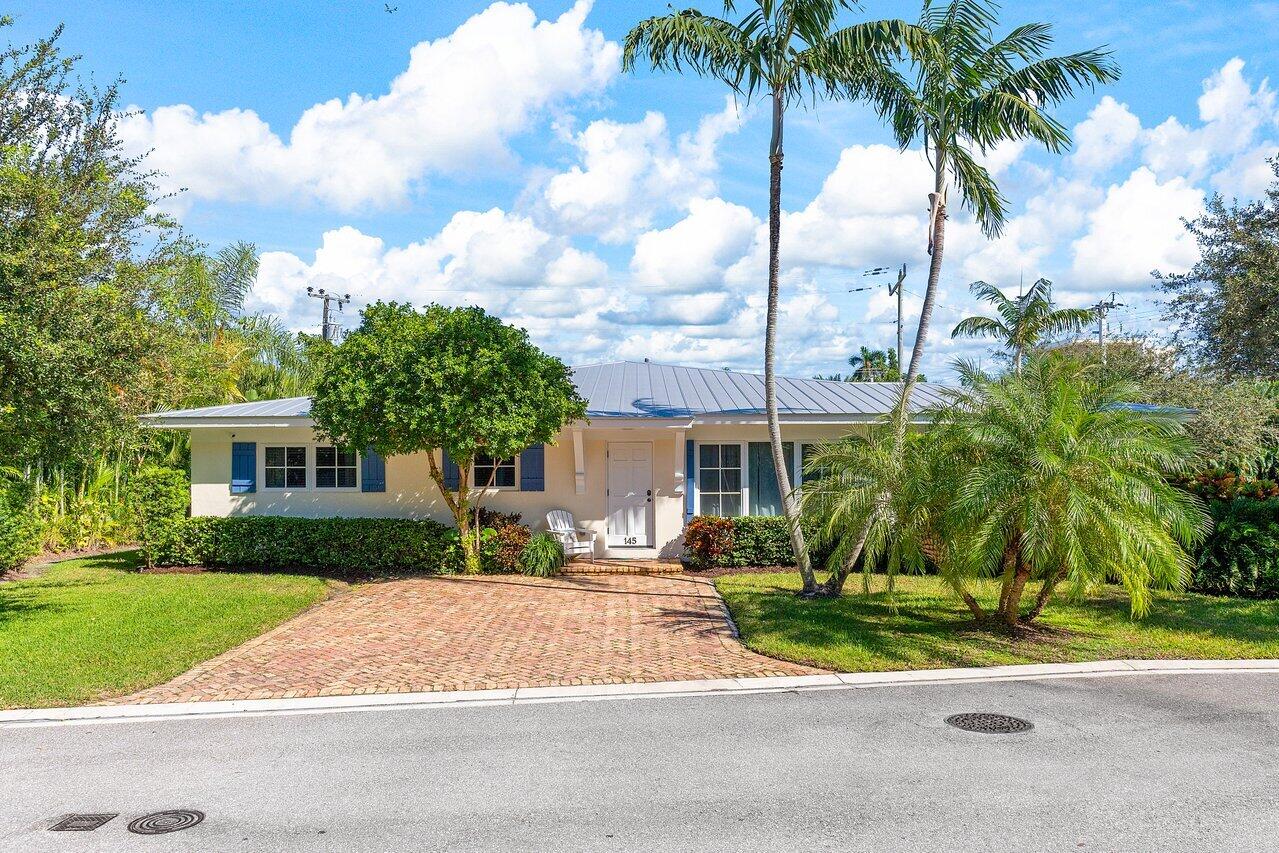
607;442;653;547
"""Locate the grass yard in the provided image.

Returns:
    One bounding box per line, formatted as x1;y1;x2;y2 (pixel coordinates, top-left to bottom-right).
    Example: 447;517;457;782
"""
716;572;1279;673
0;551;331;708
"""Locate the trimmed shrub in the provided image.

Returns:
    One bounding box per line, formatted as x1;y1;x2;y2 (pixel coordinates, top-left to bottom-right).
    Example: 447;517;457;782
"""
521;532;565;577
0;469;40;572
683;515;834;569
477;508;532;574
1192;497;1279;598
153;516;461;576
127;465;190;568
683;516;735;568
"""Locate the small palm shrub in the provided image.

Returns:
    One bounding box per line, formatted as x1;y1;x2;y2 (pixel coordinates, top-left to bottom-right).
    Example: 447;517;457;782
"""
521;532;565;577
803;355;1209;625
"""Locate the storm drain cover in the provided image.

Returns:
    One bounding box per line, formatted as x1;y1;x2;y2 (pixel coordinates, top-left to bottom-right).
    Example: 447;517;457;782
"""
127;810;205;835
49;814;118;832
945;712;1033;734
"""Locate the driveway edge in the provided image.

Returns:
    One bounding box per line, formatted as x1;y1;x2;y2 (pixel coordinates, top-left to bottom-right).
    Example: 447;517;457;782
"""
5;659;1278;727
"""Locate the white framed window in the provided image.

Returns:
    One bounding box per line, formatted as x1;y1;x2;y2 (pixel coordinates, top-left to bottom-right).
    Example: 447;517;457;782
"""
472;453;517;488
265;446;307;489
316;446;358;489
697;443;742;516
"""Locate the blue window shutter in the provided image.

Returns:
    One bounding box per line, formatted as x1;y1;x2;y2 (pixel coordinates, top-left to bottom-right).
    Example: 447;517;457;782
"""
361;446;386;493
230;442;256;494
685;439;696;521
442;449;460;490
519;443;545;491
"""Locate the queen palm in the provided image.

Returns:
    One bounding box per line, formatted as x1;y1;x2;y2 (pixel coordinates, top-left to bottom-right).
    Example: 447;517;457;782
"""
805;355;1209;625
623;1;928;595
814;0;1119;595
951;278;1095;370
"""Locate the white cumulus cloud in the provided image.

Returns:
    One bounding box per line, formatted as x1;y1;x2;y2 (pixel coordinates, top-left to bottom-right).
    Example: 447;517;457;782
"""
120;1;619;212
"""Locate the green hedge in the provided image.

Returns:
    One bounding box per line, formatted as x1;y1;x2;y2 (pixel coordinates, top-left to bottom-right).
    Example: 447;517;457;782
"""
154;516;461;575
0;469;40;572
1192;497;1279;598
127;465;190;568
684;515;833;569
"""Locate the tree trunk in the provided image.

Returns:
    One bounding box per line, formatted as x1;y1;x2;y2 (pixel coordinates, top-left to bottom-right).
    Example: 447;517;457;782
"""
1021;567;1067;623
427;452;482;574
817;165;950;596
1001;551;1032;628
946;574;987;621
817;507;873;596
765;91;815;596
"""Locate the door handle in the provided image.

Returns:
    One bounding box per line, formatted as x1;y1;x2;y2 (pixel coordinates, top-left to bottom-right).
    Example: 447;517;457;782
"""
646;490;652;496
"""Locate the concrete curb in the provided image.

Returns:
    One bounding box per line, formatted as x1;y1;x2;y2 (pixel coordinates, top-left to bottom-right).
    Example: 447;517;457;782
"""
4;659;1278;728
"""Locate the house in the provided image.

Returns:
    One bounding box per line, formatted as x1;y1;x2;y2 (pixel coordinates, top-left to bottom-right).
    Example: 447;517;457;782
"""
144;360;953;559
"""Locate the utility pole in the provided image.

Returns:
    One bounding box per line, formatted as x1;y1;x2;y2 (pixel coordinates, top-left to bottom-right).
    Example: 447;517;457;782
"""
306;286;352;342
889;263;907;374
1090;291;1124;364
852;264;907;379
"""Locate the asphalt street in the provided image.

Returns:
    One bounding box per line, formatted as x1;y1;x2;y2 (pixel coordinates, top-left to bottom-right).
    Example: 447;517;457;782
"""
3;673;1277;852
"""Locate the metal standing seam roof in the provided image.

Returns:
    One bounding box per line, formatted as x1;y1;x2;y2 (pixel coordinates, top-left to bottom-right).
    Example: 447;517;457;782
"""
142;362;957;422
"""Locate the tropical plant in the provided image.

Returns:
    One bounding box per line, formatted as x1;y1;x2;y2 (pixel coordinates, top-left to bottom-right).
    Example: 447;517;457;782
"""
951;278;1095;370
310;302;587;575
521;532;566;578
813;0;1119;595
804;356;1209;625
848;346;898;381
623;0;928;595
0;468;40;571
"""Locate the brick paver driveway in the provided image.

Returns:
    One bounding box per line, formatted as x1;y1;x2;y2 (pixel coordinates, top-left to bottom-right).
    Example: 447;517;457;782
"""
123;574;820;704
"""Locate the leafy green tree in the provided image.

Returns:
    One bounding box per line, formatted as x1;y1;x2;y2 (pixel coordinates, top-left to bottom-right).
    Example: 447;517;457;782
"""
624;0;927;594
804;355;1208;624
310;303;587;574
1055;337;1279;474
0;21;179;470
814;0;1118;595
951;278;1094;370
1155;157;1279;379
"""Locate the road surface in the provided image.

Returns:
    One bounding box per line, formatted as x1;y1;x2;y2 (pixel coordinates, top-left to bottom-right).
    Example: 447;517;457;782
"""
3;673;1277;851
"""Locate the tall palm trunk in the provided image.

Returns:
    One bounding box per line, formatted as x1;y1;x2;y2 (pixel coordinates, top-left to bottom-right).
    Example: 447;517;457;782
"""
819;164;949;597
765;91;816;595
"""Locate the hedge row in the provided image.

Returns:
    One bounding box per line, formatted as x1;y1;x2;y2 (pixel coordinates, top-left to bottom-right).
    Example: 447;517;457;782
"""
0;470;40;572
152;516;463;575
684;515;834;569
1192;496;1279;598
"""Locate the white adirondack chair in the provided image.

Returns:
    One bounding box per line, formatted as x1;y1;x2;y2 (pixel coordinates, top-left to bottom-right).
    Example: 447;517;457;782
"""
546;510;597;562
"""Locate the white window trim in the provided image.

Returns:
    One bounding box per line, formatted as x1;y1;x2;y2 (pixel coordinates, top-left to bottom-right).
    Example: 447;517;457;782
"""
693;441;747;517
470;454;520;491
314;445;361;492
261;444;362;493
693;440;809;516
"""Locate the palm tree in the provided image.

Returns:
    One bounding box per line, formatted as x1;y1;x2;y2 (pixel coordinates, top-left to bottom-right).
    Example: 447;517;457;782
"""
814;0;1119;595
951;278;1095;370
805;355;1209;626
865;0;1118;423
623;1;927;595
848;345;895;381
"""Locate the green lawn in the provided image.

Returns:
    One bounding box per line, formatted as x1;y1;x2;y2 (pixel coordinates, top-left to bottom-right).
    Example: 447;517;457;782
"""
716;572;1279;673
0;551;331;708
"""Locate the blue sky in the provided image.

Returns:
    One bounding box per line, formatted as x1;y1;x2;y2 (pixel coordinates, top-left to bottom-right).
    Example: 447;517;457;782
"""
9;1;1279;378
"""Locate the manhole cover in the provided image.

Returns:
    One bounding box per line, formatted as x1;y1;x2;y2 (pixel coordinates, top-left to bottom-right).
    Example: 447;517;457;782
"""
127;810;205;835
945;712;1033;734
49;814;118;832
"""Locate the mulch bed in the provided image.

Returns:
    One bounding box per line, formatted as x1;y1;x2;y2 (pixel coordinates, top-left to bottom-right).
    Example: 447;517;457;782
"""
681;565;798;579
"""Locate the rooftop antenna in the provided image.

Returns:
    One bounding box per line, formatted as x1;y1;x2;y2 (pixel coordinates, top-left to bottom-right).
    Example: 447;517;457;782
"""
306;286;352;342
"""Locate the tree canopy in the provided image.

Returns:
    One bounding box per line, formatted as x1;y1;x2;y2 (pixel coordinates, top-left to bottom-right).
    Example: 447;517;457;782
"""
310;303;587;573
951;278;1094;370
1155;157;1279;380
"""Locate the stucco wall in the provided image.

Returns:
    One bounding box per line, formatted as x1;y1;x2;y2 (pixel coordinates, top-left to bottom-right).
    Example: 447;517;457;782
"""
188;421;868;559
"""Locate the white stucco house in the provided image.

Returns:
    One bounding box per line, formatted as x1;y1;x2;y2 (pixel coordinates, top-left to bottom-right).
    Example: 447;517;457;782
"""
145;360;952;559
